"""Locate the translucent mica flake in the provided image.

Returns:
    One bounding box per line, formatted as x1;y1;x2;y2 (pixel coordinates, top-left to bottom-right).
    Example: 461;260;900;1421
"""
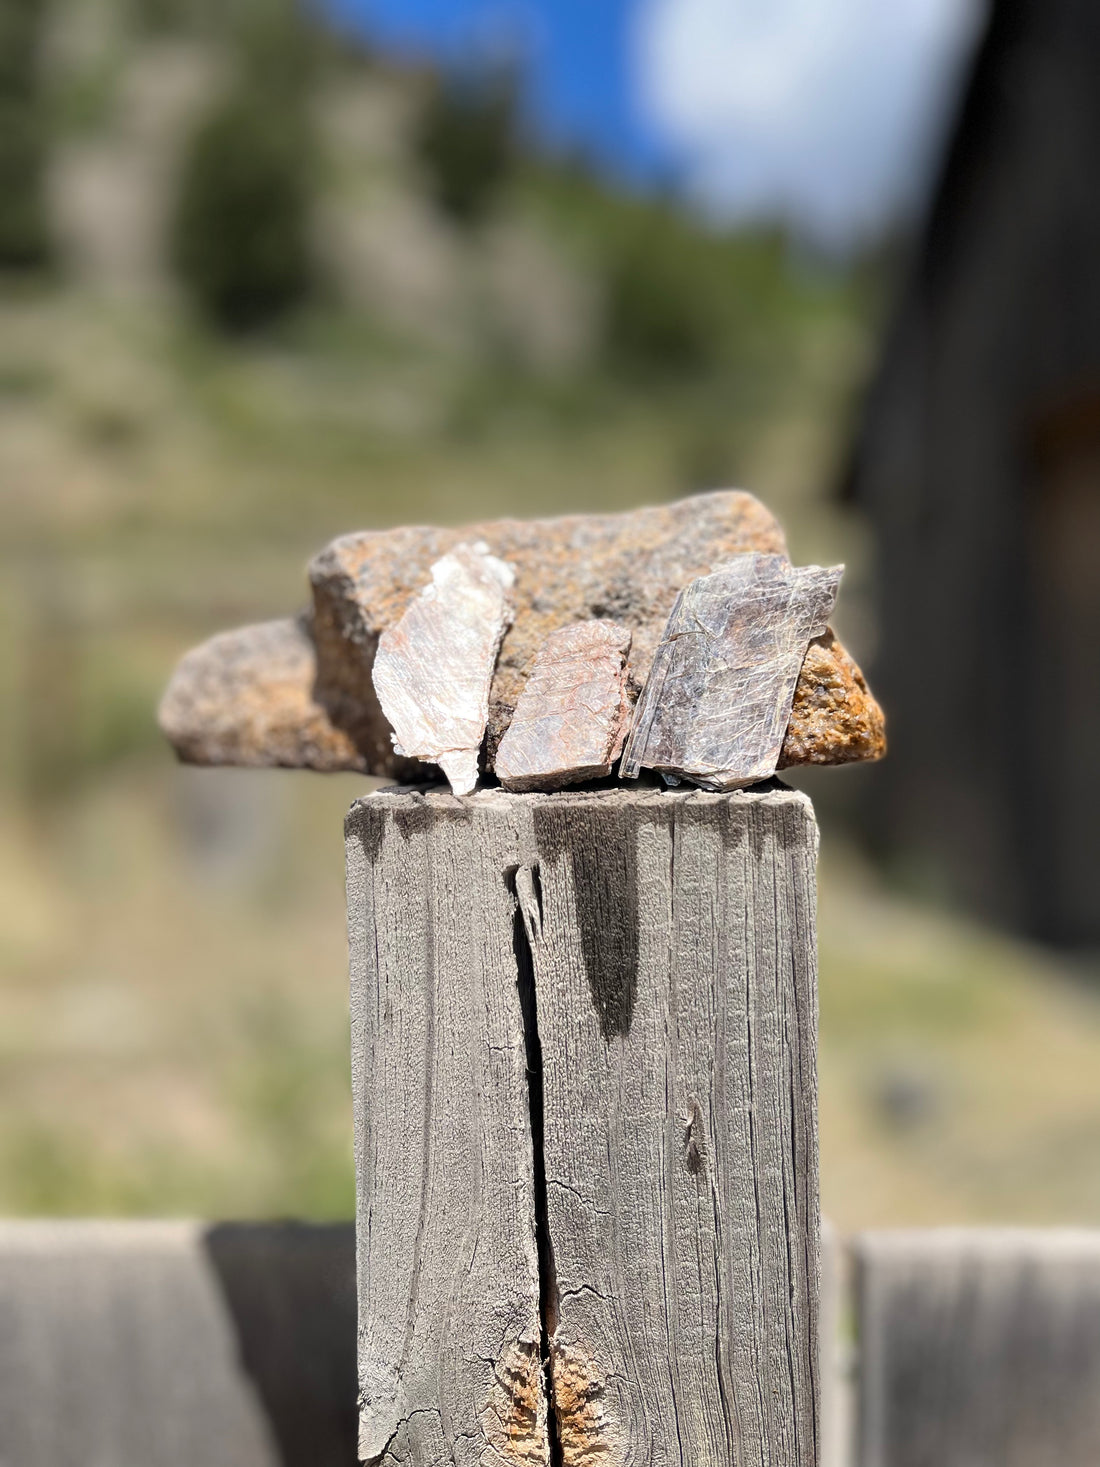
372;542;515;795
620;554;843;791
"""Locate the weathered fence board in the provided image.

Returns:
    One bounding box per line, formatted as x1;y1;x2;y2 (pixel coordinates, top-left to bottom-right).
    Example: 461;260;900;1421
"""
346;784;821;1467
856;1228;1100;1467
0;1220;356;1467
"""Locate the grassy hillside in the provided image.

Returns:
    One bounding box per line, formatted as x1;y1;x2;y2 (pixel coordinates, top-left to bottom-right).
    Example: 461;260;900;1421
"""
2;0;1099;1227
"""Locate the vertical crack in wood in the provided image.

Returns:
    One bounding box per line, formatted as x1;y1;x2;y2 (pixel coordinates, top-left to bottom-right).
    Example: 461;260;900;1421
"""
509;864;564;1467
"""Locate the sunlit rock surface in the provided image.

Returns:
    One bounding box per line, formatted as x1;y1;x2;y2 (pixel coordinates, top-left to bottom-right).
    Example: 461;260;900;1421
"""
371;543;514;795
159;492;885;778
494;620;632;792
158;617;365;771
778;628;887;768
621;554;843;790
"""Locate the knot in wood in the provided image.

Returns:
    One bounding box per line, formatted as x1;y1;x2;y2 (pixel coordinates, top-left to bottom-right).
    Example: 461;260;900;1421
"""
550;1344;617;1467
479;1340;549;1467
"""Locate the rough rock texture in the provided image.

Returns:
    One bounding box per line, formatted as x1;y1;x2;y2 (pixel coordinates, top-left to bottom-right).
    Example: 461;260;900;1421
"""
371;543;514;795
157;617;364;771
308;490;789;778
159;491;886;778
494;620;632;792
778;628;887;768
621;554;842;790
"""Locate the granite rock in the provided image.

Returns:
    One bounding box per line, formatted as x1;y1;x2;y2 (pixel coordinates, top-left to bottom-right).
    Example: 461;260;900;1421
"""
778;628;887;767
157;617;365;771
308;489;788;779
621;554;843;790
371;543;514;795
494;620;633;792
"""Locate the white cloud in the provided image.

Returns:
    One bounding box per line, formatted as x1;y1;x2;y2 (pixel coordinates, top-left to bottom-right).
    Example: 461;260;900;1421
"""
634;0;987;246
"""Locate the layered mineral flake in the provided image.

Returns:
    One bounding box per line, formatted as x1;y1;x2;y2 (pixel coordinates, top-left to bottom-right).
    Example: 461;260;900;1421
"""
621;554;843;790
371;542;515;795
494;620;633;792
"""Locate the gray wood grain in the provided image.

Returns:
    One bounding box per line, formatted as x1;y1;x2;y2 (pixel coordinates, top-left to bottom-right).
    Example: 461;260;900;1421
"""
856;1229;1100;1467
346;791;547;1466
0;1220;357;1467
347;785;821;1467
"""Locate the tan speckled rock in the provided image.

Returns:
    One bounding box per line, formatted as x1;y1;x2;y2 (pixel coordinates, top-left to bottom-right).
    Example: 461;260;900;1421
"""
778;628;887;768
157;617;365;771
309;490;788;778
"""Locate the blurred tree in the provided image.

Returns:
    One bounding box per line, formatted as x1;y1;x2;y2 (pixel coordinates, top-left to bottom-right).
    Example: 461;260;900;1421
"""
170;1;317;331
603;218;722;378
0;0;51;270
415;65;518;227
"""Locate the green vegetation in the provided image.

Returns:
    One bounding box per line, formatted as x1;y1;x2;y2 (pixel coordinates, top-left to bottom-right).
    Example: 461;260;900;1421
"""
0;0;51;269
415;65;518;226
4;0;1096;1230
171;2;318;330
172;87;315;330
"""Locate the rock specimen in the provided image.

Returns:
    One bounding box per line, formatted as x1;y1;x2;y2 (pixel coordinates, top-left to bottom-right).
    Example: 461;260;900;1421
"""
494;620;632;792
778;628;887;768
159;491;886;777
371;543;514;795
621;554;843;790
307;490;788;778
157;617;363;771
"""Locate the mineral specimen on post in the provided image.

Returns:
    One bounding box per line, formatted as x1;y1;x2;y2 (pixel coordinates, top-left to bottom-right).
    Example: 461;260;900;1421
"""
158;491;886;778
494;620;633;792
307;490;788;778
778;628;887;768
620;554;843;790
371;542;515;795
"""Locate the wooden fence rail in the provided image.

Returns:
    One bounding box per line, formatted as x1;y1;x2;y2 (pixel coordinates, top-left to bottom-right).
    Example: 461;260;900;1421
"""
2;1221;1100;1466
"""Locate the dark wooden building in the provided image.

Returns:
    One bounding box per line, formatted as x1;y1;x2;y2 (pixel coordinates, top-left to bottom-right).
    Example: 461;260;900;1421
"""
845;0;1100;947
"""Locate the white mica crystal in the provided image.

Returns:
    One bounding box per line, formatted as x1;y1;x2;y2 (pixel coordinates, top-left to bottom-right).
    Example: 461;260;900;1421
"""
372;542;515;795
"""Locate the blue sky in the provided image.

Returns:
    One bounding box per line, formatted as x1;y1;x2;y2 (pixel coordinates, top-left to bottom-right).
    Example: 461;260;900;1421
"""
323;0;987;246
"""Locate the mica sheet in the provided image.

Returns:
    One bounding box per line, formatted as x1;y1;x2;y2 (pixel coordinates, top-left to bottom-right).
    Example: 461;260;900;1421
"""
621;554;843;790
371;543;514;795
494;620;632;792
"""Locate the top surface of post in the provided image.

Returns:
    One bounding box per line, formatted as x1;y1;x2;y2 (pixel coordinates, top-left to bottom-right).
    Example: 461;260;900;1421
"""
346;778;816;826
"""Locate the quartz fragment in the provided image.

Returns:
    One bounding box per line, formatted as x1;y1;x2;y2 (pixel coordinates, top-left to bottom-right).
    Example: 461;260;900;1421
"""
371;542;514;795
494;620;633;792
621;554;843;790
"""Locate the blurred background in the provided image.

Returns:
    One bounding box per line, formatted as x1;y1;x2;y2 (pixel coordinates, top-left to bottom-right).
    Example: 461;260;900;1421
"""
1;0;1098;1232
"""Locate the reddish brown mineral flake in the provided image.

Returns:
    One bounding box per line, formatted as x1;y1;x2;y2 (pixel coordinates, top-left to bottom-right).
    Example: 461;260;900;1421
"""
494;621;632;792
621;554;843;790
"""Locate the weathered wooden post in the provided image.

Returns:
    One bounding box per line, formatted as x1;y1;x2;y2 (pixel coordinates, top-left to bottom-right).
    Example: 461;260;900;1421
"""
159;490;884;1465
346;783;821;1465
